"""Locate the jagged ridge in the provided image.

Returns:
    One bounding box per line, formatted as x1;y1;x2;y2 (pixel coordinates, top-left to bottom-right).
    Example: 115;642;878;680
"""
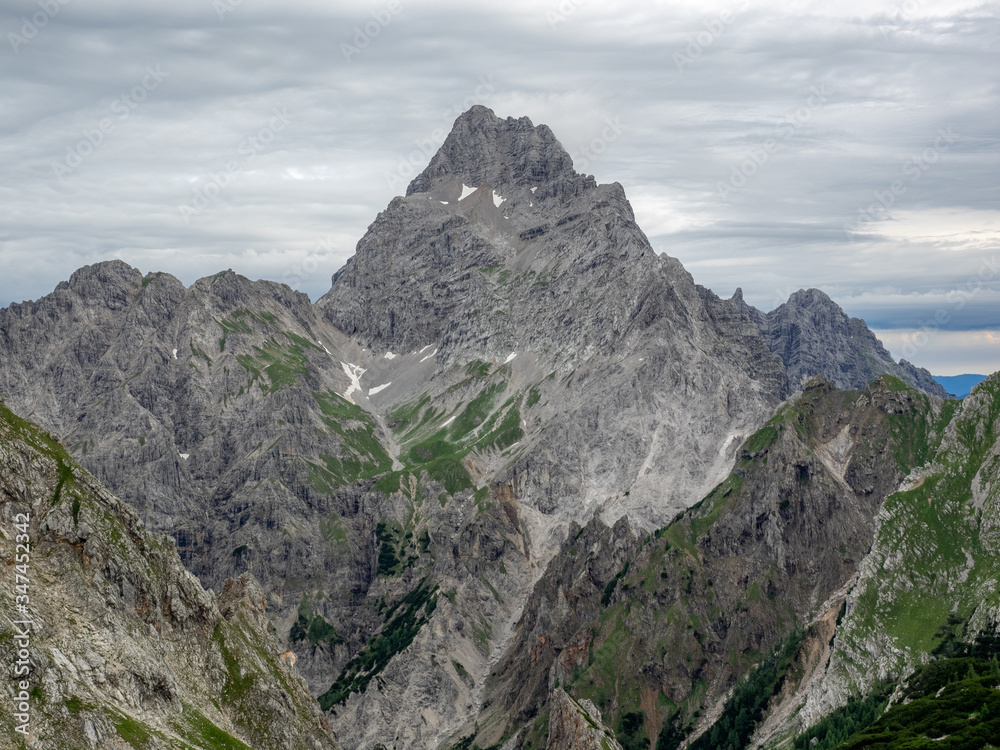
734;287;949;398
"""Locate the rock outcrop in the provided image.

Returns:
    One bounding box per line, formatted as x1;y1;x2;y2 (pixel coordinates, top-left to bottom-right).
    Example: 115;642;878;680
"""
546;689;623;750
792;372;1000;739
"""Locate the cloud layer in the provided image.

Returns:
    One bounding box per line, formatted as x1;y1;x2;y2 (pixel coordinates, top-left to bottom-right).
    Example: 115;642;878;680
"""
2;0;997;374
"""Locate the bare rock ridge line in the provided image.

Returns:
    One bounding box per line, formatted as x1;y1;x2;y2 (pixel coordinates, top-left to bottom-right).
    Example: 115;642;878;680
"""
0;105;965;750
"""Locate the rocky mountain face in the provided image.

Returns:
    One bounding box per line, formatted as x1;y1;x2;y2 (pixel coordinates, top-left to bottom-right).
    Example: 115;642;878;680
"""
735;287;949;398
0;261;390;699
318;105;790;533
0;106;970;750
790;371;1000;740
0;397;337;749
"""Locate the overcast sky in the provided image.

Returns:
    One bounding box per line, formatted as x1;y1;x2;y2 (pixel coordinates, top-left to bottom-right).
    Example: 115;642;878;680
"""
1;0;997;375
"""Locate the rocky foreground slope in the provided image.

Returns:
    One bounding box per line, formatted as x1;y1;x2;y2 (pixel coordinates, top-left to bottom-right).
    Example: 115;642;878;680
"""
456;372;999;750
0;106;960;749
0;396;338;749
457;375;954;748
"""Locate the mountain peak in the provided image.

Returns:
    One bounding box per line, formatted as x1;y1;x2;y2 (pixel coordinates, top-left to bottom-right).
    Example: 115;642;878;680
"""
67;259;142;289
758;288;950;397
406;106;577;196
779;287;836;311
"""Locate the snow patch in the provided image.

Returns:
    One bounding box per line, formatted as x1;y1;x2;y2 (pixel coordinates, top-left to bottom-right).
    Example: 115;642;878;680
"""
504;352;517;364
460;184;477;200
384;352;397;360
368;382;392;396
178;453;190;460
419;343;435;353
439;201;449;205
530;186;537;193
529;202;533;207
442;415;456;427
420;348;438;363
340;362;367;401
492;191;505;208
172;349;178;359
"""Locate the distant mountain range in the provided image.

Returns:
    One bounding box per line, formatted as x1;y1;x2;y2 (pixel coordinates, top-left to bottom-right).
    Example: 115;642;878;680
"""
933;373;989;398
0;106;993;750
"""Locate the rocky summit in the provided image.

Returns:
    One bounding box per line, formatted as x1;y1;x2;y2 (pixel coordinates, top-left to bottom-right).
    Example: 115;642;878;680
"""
736;287;948;397
0;106;985;750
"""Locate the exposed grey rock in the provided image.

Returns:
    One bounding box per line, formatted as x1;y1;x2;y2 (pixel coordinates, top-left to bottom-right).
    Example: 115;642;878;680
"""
0;261;394;700
546;688;623;750
407;105;578;197
318;106;789;538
